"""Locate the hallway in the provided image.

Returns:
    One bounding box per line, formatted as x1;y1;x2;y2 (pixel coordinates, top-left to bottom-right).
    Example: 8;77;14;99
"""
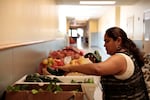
76;36;110;61
77;36;87;49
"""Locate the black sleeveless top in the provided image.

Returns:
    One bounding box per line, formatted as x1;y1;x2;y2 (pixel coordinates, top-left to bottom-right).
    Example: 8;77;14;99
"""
101;52;149;100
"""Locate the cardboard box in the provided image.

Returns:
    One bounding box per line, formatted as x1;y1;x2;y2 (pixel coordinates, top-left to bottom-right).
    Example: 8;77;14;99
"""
13;75;100;100
5;84;84;100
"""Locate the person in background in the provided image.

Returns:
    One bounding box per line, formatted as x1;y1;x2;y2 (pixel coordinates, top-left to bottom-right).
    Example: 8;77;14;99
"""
59;27;149;100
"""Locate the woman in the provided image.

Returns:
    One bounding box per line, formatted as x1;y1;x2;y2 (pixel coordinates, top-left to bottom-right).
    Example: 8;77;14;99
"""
59;27;149;100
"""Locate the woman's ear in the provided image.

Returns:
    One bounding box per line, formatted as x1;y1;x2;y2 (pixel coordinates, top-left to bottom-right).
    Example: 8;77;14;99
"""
116;37;122;45
117;37;122;44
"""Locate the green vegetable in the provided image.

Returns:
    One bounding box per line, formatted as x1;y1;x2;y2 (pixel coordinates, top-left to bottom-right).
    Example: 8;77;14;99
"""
83;78;94;83
52;77;62;83
46;80;62;93
7;85;20;92
55;85;62;92
47;67;58;75
31;89;39;94
84;52;101;63
94;50;102;62
39;75;52;82
25;73;62;83
71;79;77;83
25;73;43;82
46;82;53;92
87;78;94;83
6;80;62;94
47;67;65;76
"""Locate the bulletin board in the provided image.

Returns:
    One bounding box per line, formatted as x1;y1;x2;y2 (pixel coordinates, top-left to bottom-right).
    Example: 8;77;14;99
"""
143;9;150;53
127;16;134;39
144;10;150;41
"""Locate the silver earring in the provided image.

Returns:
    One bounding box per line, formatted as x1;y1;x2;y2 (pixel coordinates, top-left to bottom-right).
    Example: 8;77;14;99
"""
117;46;122;51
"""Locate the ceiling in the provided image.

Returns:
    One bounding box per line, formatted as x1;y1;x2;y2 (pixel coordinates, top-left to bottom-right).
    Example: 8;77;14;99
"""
56;0;140;5
56;0;140;20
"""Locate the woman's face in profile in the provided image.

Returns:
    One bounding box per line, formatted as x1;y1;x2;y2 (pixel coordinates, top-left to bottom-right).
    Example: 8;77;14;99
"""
104;35;118;55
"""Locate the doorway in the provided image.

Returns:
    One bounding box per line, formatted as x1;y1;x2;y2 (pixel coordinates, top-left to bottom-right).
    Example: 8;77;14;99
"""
68;19;89;49
68;27;88;49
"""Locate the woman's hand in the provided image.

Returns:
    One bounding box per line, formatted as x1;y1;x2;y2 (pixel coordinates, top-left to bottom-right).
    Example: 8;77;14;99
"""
58;65;71;72
57;65;73;76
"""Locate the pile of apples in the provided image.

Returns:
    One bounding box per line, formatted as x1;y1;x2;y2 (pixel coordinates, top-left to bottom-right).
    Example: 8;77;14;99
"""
49;46;84;60
38;46;85;75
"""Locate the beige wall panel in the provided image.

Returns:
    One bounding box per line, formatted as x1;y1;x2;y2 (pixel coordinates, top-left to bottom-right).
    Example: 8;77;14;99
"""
0;0;59;45
89;19;98;33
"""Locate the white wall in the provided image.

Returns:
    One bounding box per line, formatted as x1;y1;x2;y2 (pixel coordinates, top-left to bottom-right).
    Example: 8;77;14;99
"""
120;0;150;40
0;39;66;99
120;0;150;53
98;7;116;36
0;0;67;99
97;0;150;53
97;7;116;60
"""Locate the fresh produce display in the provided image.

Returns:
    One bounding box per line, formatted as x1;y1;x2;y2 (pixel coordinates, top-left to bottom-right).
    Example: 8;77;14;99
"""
38;46;101;76
38;46;85;75
46;67;66;76
69;56;92;65
6;84;84;100
7;81;63;94
24;73;62;82
6;84;82;96
7;84;28;92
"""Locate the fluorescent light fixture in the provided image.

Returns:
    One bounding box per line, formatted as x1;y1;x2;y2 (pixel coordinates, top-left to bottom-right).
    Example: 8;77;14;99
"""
80;1;116;5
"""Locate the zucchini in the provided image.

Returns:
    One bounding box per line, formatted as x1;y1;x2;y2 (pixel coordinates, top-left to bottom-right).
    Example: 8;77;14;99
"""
25;77;43;82
47;67;65;76
94;50;102;62
47;67;58;75
84;51;101;63
39;75;52;82
84;53;98;63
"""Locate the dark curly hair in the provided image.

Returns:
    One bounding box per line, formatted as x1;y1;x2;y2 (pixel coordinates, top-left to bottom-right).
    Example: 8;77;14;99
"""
105;27;144;67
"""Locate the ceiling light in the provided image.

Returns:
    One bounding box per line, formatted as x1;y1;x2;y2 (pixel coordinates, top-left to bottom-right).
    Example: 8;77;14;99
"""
80;1;116;5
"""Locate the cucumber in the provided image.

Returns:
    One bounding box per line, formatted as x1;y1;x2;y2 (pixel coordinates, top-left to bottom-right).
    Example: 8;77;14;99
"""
47;67;65;76
84;52;98;63
47;67;57;75
25;77;43;82
84;51;102;63
39;75;52;82
94;50;101;62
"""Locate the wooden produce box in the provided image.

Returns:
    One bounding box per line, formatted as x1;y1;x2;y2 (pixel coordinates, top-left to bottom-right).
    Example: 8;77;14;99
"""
13;74;98;100
4;84;84;100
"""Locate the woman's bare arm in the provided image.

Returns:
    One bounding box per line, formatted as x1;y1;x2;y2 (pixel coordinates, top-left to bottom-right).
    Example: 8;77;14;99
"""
59;54;126;76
